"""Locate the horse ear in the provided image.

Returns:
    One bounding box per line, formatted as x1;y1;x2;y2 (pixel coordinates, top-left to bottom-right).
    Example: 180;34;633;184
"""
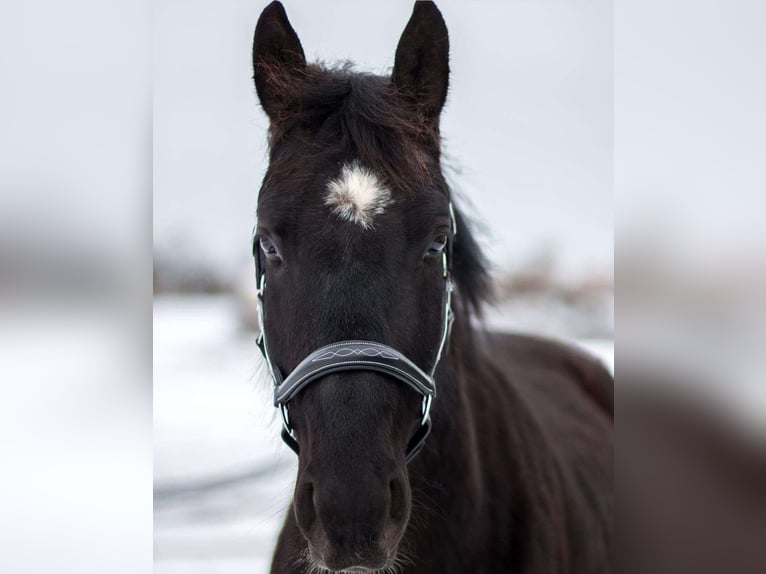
392;1;450;119
252;1;306;121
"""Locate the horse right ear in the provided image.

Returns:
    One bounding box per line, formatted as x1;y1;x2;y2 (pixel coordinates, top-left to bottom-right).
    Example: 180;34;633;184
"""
392;1;450;120
252;1;306;121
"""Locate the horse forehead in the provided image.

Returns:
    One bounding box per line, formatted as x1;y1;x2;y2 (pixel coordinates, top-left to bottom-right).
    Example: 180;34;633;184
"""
323;161;392;230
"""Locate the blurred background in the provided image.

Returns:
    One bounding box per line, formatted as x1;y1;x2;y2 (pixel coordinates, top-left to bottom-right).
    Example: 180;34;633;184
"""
153;1;612;572
0;1;152;573
2;0;764;572
617;3;766;571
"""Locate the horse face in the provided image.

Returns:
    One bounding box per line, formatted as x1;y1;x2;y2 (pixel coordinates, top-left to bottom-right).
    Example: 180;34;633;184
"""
253;2;450;570
256;157;451;570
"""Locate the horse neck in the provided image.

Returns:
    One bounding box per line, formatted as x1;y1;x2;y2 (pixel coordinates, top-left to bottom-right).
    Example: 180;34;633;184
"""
407;313;569;562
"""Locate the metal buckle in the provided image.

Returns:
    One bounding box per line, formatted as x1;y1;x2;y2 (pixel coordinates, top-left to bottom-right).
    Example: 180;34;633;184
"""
280;403;294;436
256;293;265;340
420;395;433;426
256;272;266;297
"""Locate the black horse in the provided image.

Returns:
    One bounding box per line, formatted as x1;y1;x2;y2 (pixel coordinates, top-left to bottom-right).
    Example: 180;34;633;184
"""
250;2;613;572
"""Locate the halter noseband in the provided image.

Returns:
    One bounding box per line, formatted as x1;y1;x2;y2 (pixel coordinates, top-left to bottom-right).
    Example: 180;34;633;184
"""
253;203;456;463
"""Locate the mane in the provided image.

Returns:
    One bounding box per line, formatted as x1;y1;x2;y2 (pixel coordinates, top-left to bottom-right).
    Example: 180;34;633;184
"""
450;204;492;316
259;61;492;315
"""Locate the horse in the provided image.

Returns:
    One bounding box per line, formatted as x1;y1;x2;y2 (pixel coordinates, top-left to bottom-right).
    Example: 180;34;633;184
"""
250;2;613;572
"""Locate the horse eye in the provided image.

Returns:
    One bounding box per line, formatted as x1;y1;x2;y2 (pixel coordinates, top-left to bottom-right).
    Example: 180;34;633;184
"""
426;234;448;256
259;237;281;261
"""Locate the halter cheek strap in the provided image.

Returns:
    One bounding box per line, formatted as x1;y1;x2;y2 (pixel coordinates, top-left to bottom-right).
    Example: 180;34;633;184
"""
253;202;456;463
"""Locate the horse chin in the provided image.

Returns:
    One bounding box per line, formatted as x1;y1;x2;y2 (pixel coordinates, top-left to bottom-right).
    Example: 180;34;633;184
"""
306;543;398;574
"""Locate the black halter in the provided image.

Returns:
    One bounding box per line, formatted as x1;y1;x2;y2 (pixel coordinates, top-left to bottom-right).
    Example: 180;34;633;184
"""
253;204;456;463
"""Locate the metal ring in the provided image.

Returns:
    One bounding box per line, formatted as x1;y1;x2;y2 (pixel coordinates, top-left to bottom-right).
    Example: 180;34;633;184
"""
280;403;293;435
421;395;433;425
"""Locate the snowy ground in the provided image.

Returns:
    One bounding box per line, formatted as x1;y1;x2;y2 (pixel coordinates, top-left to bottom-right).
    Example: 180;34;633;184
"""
154;296;297;574
154;295;613;573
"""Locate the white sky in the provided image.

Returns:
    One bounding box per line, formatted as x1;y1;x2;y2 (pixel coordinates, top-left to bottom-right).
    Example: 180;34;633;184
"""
154;0;613;280
616;0;766;264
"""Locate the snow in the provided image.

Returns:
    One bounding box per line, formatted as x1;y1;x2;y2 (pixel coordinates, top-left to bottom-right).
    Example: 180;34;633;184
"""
154;296;297;573
574;339;615;374
1;302;152;574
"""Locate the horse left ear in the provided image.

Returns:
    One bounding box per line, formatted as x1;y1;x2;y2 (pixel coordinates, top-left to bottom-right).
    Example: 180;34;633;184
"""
252;1;306;121
392;1;450;119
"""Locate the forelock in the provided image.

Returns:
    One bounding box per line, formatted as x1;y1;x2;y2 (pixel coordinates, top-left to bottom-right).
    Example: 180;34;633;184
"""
261;62;441;194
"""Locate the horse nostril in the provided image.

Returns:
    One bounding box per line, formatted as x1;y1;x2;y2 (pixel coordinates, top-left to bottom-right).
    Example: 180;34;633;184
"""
389;477;405;522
